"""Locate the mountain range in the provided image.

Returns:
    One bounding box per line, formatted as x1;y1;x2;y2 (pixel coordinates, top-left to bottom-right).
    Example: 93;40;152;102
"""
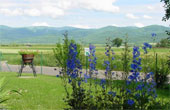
0;25;169;44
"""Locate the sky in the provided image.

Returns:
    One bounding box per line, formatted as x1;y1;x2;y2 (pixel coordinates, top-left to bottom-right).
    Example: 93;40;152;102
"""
0;0;169;28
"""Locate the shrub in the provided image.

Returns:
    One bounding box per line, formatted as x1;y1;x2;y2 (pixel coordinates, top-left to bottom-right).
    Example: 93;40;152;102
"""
155;57;170;88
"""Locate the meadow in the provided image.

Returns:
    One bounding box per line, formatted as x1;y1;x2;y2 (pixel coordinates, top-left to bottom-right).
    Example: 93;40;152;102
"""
1;72;169;110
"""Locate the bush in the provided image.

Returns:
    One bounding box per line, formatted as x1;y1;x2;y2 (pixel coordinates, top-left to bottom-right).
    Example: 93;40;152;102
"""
155;57;170;88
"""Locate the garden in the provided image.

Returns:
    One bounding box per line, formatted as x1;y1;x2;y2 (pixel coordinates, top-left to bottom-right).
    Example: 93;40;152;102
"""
0;0;170;109
0;32;170;109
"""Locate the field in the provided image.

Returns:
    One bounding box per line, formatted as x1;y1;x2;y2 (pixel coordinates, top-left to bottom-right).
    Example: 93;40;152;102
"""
1;72;170;110
0;44;170;71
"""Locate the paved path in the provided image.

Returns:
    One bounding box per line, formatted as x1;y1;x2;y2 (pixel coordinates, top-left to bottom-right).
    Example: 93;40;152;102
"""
0;62;170;83
0;62;60;76
0;62;122;79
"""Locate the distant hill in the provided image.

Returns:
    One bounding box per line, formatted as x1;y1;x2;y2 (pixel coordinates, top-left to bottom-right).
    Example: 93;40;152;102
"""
0;25;169;44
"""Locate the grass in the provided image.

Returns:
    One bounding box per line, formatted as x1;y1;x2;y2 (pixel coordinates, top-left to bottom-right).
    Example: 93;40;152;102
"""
1;72;66;110
0;72;169;109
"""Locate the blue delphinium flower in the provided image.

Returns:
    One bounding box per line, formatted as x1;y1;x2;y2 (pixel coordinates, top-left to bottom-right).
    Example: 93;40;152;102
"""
142;42;152;54
67;43;82;83
68;78;72;83
125;45;158;108
151;33;157;37
145;72;157;99
131;64;138;70
135;93;140;98
89;44;97;77
127;99;134;106
126;80;131;85
126;89;131;94
149;72;154;75
78;81;81;86
136;84;143;91
133;46;140;59
100;79;106;84
103;60;111;75
128;75;134;80
128;46;141;83
108;91;116;97
84;74;90;83
103;44;115;78
146;74;150;79
100;79;106;89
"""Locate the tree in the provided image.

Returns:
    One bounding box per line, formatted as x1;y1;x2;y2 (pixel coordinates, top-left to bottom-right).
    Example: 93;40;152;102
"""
161;0;170;21
161;0;170;35
157;38;170;47
112;38;123;47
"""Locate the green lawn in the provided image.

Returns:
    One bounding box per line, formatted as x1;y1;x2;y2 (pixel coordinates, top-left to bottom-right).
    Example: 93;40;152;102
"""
0;72;169;109
1;72;67;110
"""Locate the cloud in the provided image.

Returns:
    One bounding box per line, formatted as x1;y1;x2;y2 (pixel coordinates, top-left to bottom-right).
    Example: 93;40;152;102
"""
134;23;144;27
147;6;154;10
0;0;119;18
41;6;65;18
77;0;119;13
32;22;50;26
126;13;139;19
24;9;41;16
69;24;91;29
111;24;118;27
143;15;152;19
0;8;23;16
120;3;164;14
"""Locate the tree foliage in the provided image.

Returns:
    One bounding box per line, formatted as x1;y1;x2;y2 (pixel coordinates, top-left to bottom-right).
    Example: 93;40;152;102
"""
112;38;123;47
161;0;170;21
156;37;170;47
161;0;170;35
